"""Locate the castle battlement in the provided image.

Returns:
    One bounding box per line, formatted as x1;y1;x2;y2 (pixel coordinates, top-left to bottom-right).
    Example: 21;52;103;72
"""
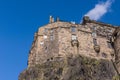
28;16;118;67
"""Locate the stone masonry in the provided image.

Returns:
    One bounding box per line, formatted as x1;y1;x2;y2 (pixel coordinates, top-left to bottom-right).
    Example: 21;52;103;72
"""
27;16;119;69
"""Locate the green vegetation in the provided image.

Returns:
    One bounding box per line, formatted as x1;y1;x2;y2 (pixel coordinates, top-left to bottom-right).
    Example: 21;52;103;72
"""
113;75;120;80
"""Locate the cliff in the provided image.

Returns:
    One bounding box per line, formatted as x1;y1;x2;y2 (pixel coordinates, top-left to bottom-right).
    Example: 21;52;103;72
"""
19;54;119;80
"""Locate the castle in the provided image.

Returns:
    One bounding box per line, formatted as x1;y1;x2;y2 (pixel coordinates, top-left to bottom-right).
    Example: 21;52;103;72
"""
28;16;120;70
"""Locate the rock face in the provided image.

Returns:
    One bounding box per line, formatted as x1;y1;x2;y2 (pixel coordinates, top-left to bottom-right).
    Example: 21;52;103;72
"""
113;27;120;61
19;55;116;80
19;16;120;80
113;27;120;74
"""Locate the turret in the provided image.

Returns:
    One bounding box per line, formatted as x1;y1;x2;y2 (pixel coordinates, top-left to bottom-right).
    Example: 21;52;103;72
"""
49;15;54;23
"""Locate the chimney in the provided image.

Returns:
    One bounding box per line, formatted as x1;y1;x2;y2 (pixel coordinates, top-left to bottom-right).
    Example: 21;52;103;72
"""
56;17;60;22
52;17;54;23
82;16;90;24
49;16;54;23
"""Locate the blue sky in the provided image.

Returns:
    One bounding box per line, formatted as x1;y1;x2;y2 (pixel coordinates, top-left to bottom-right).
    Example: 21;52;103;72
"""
0;0;120;80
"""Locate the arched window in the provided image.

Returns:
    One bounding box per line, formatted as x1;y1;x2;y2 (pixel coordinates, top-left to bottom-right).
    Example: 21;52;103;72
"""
107;41;113;48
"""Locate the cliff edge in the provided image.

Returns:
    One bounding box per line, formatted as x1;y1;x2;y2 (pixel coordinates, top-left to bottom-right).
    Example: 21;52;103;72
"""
19;54;119;80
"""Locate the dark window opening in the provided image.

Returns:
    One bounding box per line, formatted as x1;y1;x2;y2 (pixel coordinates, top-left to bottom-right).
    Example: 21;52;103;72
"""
50;35;54;41
44;46;48;52
44;28;48;33
47;59;50;61
93;38;97;46
57;68;63;75
102;52;107;58
45;46;47;50
111;53;114;57
94;45;100;53
107;41;113;48
51;57;53;60
71;26;76;32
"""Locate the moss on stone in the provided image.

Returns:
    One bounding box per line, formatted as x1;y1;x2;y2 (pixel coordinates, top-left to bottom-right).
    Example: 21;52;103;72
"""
112;75;120;80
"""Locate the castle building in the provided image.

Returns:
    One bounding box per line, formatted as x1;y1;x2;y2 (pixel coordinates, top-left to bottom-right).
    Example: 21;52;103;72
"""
28;16;117;67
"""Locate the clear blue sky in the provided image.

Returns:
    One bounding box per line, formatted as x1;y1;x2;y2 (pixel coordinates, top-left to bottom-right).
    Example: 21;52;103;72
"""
0;0;119;80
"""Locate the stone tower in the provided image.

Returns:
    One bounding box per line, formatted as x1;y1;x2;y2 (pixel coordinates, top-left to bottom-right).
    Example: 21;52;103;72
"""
28;16;116;67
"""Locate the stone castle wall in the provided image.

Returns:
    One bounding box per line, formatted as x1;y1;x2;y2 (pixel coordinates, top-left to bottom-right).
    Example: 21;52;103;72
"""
28;20;116;67
58;23;115;59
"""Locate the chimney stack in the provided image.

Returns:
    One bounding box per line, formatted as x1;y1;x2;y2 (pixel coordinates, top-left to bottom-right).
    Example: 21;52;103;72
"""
82;16;90;24
56;17;60;22
49;16;54;23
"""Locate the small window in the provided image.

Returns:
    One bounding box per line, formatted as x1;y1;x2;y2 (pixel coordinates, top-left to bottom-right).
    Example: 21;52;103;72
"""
51;57;53;60
93;27;97;31
40;41;44;46
44;35;47;39
50;29;54;33
72;35;77;40
45;46;47;50
71;27;76;32
102;52;107;58
44;28;48;33
92;27;97;38
50;35;54;41
47;59;50;61
92;32;97;38
93;38;97;46
92;26;97;32
44;46;48;52
106;35;112;40
107;41;113;48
